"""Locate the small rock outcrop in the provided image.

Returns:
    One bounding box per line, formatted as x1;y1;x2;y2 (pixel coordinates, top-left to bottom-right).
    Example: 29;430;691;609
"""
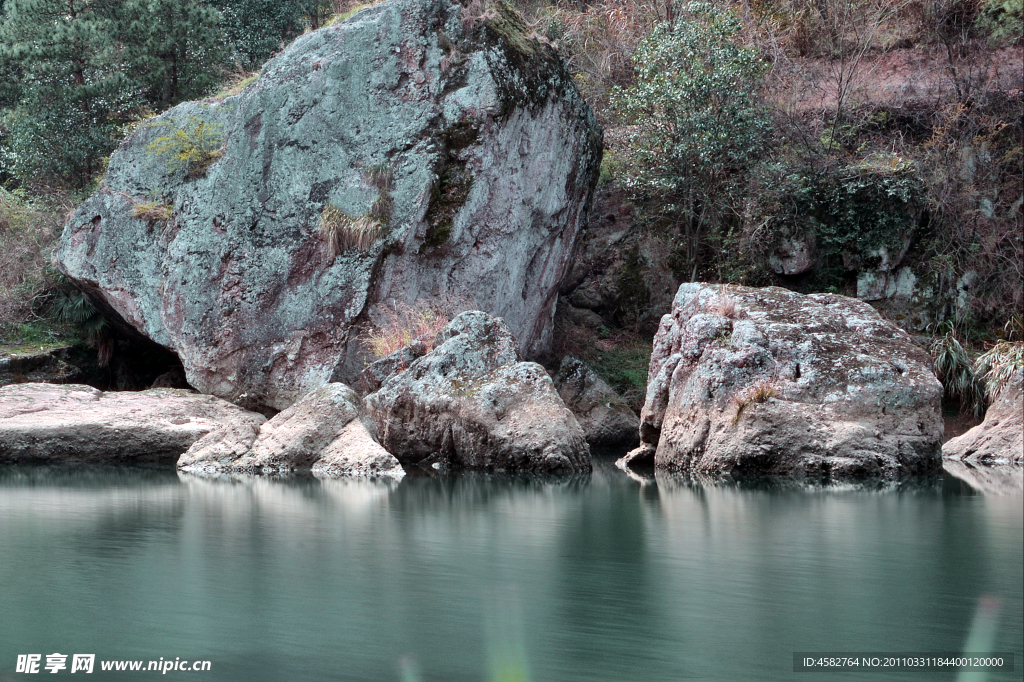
618;283;943;479
0;346;84;386
364;311;591;473
944;368;1023;465
0;383;265;464
553;356;639;448
57;0;601;413
179;382;404;478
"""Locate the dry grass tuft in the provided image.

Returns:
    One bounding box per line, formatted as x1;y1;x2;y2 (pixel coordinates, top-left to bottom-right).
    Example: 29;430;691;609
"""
710;293;738;318
976;339;1024;393
362;296;473;358
368;193;394;224
732;378;779;423
131;201;173;223
365;163;393;191
319;206;384;256
213;69;258;100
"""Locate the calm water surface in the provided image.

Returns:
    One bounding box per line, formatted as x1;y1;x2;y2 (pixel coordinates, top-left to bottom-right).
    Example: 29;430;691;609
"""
1;461;1021;681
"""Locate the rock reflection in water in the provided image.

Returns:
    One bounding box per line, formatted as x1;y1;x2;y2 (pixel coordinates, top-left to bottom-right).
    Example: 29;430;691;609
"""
944;460;1024;495
0;463;1020;682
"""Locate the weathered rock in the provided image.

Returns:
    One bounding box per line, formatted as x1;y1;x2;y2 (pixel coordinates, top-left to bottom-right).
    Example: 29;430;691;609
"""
618;283;943;479
0;383;265;464
559;184;676;331
365;311;591;473
179;382;404;478
57;0;602;412
944;368;1023;465
768;233;816;276
357;337;431;395
553;356;639;448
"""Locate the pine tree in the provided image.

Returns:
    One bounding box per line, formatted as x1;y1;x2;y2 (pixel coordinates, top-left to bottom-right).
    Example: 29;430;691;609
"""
213;0;330;68
119;0;229;108
1;0;230;185
0;0;133;185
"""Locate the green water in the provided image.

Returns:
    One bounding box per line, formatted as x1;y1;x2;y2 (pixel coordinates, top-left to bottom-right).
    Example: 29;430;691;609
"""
1;463;1021;681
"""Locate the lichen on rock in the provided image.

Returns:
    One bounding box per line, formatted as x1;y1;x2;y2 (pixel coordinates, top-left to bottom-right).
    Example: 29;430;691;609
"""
364;311;592;473
618;283;944;480
57;0;602;413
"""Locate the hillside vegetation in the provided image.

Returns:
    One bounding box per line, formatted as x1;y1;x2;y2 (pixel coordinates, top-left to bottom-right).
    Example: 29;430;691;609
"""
1;0;1021;394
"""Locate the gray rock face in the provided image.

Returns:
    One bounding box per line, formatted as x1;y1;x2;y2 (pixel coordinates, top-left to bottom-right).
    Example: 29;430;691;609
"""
618;283;943;479
180;382;404;478
365;311;591;473
0;383;265;464
553;356;639;448
767;233;816;276
57;0;602;412
944;368;1023;465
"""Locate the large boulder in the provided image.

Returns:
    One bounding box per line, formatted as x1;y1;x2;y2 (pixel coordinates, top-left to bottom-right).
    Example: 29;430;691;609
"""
0;383;265;464
553;356;639;449
618;284;943;479
364;311;591;473
57;0;602;412
179;382;404;478
944;368;1023;465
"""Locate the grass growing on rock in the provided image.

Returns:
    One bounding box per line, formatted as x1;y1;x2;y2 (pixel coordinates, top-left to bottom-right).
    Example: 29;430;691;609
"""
131;201;173;223
212;71;258;100
361;296;473;359
732;378;779;424
147;115;225;178
931;329;987;417
319;206;385;256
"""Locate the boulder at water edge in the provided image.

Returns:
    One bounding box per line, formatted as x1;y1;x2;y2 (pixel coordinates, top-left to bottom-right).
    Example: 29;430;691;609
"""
944;368;1023;465
179;382;404;478
364;311;591;473
0;383;265;464
57;0;602;412
618;284;943;479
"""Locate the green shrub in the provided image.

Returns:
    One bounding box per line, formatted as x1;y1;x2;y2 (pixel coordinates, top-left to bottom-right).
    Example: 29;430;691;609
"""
611;2;771;280
978;0;1023;43
931;329;986;416
590;343;651;411
147;114;225;177
751;156;925;279
50;289;108;343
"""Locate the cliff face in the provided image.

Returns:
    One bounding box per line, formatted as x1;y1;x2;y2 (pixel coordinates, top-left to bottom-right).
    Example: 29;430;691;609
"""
57;0;602;412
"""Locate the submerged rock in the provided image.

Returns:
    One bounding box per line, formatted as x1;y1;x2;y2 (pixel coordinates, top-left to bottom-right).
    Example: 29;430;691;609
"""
56;0;601;413
0;383;265;464
553;356;639;449
618;283;943;479
180;382;404;478
365;311;591;473
944;368;1023;465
